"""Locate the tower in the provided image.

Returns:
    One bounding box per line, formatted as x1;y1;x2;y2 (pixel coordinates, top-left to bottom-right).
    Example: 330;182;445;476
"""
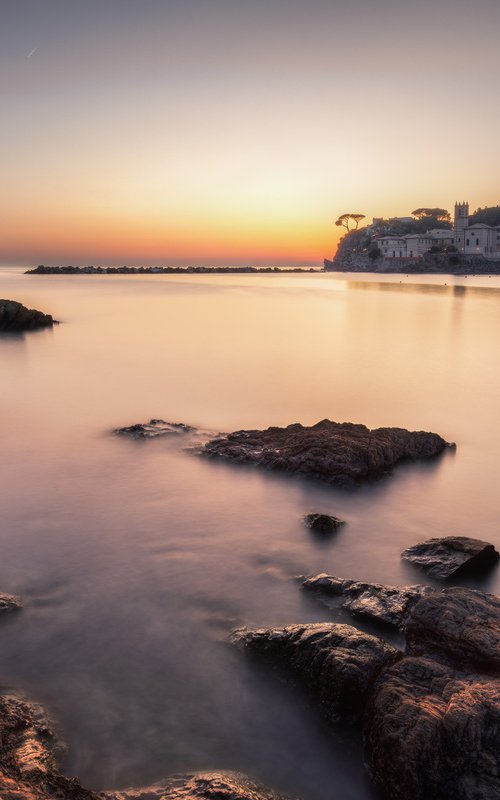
454;202;469;250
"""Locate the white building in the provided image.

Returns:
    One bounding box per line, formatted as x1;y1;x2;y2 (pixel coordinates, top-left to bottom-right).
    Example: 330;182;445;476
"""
454;203;500;259
376;202;500;260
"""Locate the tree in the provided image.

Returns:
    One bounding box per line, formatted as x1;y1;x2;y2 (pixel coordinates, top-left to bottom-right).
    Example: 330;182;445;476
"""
335;213;366;232
412;208;451;223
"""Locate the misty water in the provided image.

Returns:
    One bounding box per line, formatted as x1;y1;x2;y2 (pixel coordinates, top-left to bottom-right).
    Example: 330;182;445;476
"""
1;267;500;799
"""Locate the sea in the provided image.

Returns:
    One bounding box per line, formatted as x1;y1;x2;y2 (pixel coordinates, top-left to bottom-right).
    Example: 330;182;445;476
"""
1;266;499;799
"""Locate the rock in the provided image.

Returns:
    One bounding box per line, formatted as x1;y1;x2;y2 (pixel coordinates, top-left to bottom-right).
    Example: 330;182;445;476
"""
0;592;22;613
303;513;345;533
401;536;500;580
231;622;399;719
0;693;290;800
114;419;195;438
365;656;500;800
201;419;451;488
0;693;96;799
405;587;500;672
303;574;433;629
0;300;56;332
102;772;292;800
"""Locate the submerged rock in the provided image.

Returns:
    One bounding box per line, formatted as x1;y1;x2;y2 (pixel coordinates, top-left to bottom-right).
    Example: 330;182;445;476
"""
231;622;399;719
114;419;195;438
303;574;433;629
103;772;292;800
365;656;500;800
401;535;500;580
405;587;500;672
201;420;451;488
0;592;22;613
303;513;345;533
0;299;56;332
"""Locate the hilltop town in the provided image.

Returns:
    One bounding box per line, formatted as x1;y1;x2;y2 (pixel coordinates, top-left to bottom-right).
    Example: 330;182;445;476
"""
326;203;500;273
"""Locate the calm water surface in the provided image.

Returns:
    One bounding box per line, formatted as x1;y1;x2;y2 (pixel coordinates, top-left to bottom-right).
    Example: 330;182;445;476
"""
1;268;499;799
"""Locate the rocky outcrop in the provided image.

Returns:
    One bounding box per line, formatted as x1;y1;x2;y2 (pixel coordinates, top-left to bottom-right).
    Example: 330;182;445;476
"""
405;587;500;672
103;772;292;800
0;592;22;613
365;656;500;800
0;300;56;332
303;514;345;533
401;536;499;580
0;694;95;800
232;586;500;800
114;420;195;438
201;420;451;488
0;693;290;800
302;574;433;630
231;623;399;719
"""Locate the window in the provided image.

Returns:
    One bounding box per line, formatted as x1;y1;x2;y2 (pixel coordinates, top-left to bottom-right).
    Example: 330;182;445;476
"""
466;238;470;246
476;239;479;246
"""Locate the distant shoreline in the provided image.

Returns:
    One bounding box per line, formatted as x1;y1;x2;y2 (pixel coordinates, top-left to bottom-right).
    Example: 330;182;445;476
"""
25;265;319;275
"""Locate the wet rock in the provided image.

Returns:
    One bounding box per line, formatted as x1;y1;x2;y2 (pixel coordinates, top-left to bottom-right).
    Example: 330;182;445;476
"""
303;574;433;629
405;587;500;672
102;772;292;800
401;535;500;580
0;299;56;332
0;693;290;800
201;419;451;488
114;419;195;438
231;622;399;719
303;513;345;533
365;656;500;800
0;592;22;613
0;693;96;799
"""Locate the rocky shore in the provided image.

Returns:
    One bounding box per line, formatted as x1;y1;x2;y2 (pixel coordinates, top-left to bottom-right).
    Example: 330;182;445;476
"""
0;299;57;331
233;584;500;800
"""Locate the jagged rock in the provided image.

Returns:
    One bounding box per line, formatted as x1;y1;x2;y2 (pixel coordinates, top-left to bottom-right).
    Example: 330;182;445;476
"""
0;299;56;332
231;623;399;719
0;693;96;799
0;693;290;800
401;536;500;580
303;514;345;533
365;656;500;800
102;772;292;800
114;420;195;438
0;592;22;612
201;420;451;488
303;574;433;629
405;587;500;672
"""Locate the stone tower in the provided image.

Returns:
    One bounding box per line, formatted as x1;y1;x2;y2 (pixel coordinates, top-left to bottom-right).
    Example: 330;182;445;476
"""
454;202;469;250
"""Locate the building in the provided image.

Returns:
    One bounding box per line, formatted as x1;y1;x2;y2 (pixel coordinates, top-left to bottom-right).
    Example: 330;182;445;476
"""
454;203;500;258
376;202;500;260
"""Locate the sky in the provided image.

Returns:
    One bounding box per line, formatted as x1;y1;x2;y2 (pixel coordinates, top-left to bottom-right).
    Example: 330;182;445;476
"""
1;0;500;266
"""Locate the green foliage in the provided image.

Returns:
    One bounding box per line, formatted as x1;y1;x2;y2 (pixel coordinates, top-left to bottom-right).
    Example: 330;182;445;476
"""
469;206;500;227
368;245;381;261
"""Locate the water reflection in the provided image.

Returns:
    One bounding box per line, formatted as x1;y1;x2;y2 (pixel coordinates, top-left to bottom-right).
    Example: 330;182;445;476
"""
0;267;499;799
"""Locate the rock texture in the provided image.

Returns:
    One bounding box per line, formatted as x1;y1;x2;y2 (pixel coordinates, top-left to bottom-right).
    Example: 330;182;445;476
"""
0;299;56;332
401;536;500;580
0;693;290;800
0;592;22;613
114;420;195;438
302;574;433;629
405;587;500;672
365;656;500;800
303;514;345;533
201;420;451;488
103;772;292;800
231;623;399;719
232;586;500;800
